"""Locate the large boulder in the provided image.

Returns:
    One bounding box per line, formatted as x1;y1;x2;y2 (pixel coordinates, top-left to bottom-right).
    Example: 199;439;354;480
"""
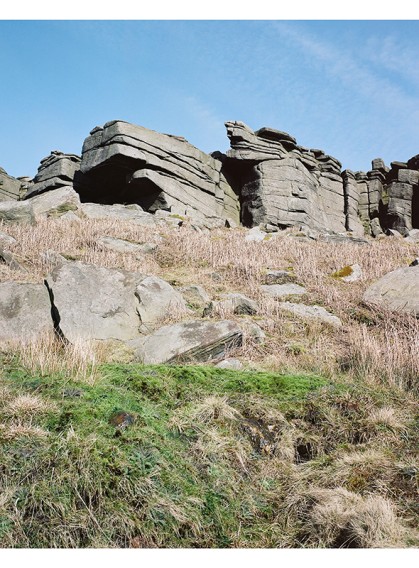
0;282;52;343
45;261;147;342
130;320;243;364
29;186;81;219
0;200;35;224
363;266;419;316
78;120;240;224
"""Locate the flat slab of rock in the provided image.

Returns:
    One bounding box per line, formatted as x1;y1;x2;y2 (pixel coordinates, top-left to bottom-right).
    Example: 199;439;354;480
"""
318;233;370;245
81;203;156;226
0;282;52;342
45;261;146;341
260;283;306;298
130;320;242;364
363;266;419;316
279;302;342;327
97;236;157;255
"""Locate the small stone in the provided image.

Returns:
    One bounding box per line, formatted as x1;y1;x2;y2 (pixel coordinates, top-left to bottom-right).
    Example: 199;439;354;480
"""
370;218;383;237
215;358;243;370
0;248;26;271
179;285;211;309
245;227;267;242
386;229;403;239
405;229;419;243
240;320;266;344
58;210;81;222
264;270;295;285
109;411;135;431
40;250;66;267
63;388;83;398
410;258;419;267
225;217;238;229
210;272;223;282
212;293;259;316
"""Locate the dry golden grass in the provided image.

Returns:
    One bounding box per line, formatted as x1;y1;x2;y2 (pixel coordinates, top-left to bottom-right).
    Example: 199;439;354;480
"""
8;332;106;383
2;216;418;392
6;394;55;416
288;487;407;548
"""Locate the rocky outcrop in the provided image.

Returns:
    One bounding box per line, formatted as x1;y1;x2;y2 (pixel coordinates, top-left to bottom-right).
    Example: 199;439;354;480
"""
78;120;240;224
24;151;81;199
3;118;418;237
352;157;419;237
221;121;348;234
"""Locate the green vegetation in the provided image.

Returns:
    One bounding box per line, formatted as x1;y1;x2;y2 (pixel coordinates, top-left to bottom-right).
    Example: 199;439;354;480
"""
0;356;417;548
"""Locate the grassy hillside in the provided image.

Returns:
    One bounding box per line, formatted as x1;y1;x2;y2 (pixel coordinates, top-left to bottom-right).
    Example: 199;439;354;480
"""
0;353;417;548
0;218;418;547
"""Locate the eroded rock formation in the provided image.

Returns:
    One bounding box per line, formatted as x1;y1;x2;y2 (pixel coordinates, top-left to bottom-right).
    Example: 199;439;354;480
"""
221;121;350;234
78;120;240;225
1;118;417;236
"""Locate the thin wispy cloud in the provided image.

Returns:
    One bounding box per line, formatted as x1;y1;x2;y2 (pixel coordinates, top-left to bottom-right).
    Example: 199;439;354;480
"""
272;22;419;126
362;34;419;86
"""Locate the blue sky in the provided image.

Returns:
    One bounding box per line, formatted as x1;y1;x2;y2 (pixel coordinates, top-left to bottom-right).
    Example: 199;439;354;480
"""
1;19;419;177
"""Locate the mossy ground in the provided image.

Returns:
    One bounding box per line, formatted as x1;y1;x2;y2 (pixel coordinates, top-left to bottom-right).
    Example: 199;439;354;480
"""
0;356;417;548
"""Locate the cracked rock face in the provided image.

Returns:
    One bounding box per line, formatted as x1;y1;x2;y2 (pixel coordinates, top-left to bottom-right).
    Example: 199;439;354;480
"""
44;261;147;342
78;120;240;224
